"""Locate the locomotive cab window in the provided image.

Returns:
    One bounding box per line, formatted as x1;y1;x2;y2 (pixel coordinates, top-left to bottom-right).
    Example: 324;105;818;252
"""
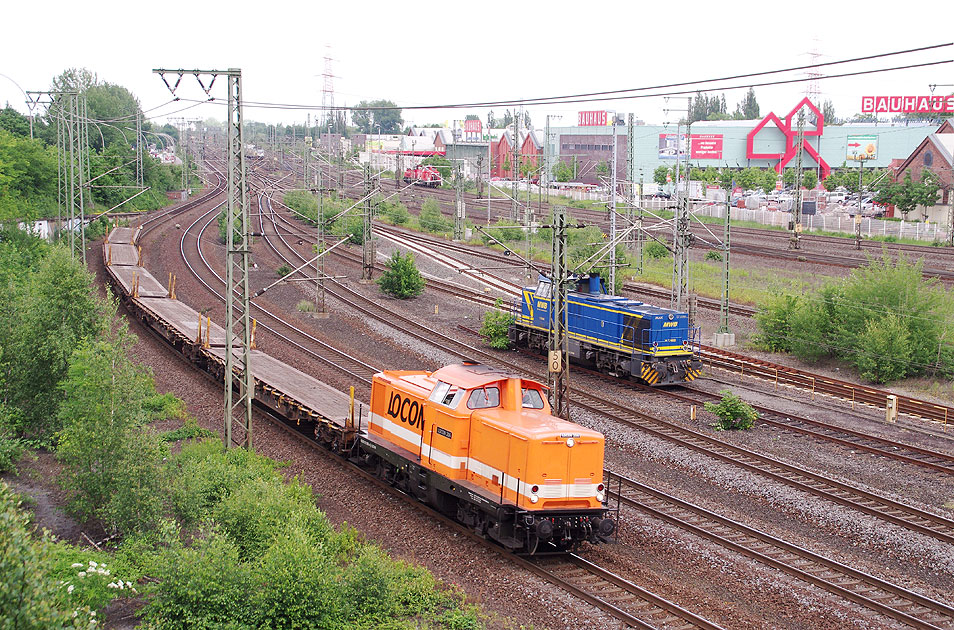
467;387;500;409
521;388;545;409
535;281;552;299
429;381;463;408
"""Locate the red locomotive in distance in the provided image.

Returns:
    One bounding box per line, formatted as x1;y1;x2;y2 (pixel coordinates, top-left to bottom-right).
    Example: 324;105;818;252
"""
403;164;442;188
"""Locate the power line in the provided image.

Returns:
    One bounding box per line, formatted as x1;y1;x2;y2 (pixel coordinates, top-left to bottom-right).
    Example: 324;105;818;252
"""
167;50;951;113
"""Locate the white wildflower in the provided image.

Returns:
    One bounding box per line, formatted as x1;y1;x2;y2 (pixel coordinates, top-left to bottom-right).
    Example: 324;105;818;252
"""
88;561;97;568
103;570;110;576
71;563;83;568
67;585;74;594
125;581;133;588
78;572;86;578
107;582;117;589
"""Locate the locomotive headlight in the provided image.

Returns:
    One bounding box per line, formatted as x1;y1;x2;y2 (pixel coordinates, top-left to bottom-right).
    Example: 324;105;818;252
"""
529;494;539;504
596;490;605;502
566;438;575;448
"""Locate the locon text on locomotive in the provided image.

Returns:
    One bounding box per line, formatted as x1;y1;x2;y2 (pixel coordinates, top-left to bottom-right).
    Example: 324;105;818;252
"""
387;392;425;430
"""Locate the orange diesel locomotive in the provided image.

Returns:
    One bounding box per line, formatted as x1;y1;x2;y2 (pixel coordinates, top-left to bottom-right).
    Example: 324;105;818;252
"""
361;361;615;552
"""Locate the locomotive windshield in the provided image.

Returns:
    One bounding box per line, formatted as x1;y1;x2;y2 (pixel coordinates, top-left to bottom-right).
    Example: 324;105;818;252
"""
429;380;463;408
535;279;552;298
521;388;545;409
467;387;500;409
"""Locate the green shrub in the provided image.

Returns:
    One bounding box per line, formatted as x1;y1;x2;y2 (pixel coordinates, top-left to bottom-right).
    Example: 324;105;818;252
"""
297;300;316;313
480;217;523;244
378;251;425;299
212;476;335;561
145;532;256;629
277;264;292;277
419;199;448;233
644;240;670;259
380;199;410;225
754;253;954;383
704;249;723;262
248;526;341;628
753;294;800;353
854;313;913;383
167;439;280;525
161;418;215;442
479;300;514;349
0;482;97;629
704;390;758;431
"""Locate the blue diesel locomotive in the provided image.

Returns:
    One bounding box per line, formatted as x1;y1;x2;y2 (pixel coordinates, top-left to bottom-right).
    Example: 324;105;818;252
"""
509;274;702;385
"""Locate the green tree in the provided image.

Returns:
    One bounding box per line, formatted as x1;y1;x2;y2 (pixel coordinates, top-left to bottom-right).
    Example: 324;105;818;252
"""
421;155;452;182
553;159;574;183
821;99;837;125
55;330;165;532
377;251;425;299
4;247;111;439
0;129;57;220
352;99;403;134
0;107;32;137
653;165;671;186
735;87;760;119
479;300;514;349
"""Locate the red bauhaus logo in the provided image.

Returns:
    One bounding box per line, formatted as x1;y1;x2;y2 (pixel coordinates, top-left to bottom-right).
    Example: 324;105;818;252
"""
746;98;831;179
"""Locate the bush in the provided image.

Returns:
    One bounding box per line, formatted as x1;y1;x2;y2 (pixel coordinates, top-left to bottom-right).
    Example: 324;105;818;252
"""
754;253;954;383
212;476;335;561
419;199;448;233
479;300;514;349
377;251;425;299
296;300;316;313
644;240;670;259
0;482;97;629
854;313;913;383
704;390;758;431
161;418;215;442
480;218;523;244
752;294;799;353
248;526;340;628
145;532;256;629
168;439;280;525
704;249;723;262
380;199;410;225
276;264;292;277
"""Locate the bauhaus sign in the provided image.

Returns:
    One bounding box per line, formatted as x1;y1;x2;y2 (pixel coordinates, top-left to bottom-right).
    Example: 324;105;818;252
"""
578;111;608;126
861;96;954;114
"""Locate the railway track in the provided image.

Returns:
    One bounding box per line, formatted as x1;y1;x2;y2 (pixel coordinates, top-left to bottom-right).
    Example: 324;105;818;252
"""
646;384;954;475
258;190;954;549
259;186;954;625
700;346;954;427
155;173;719;628
607;471;954;630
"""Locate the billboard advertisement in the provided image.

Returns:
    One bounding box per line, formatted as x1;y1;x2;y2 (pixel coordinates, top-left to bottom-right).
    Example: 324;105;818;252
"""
861;95;954;113
658;133;687;159
578;111;608;127
690;134;723;159
847;135;878;161
464;119;482;133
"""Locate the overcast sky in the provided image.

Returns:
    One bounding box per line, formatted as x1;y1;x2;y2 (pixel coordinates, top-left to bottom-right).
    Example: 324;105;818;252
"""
1;1;951;132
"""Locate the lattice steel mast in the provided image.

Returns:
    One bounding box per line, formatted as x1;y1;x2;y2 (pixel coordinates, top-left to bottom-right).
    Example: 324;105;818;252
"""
154;68;253;449
547;205;570;420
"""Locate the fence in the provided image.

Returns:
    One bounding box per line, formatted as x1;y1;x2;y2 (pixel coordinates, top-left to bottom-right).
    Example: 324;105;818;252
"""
688;202;950;244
